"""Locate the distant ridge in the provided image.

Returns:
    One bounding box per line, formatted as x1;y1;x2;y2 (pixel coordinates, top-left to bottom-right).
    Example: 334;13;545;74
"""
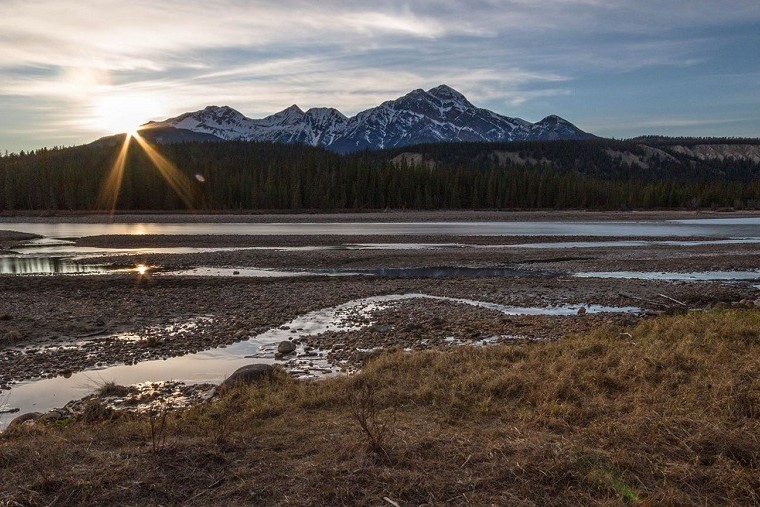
145;85;594;153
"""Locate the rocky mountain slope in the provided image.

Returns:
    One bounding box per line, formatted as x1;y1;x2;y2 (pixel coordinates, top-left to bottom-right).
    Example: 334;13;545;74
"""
145;85;593;153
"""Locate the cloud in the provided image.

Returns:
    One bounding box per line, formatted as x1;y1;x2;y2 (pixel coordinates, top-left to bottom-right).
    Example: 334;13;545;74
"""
1;0;759;150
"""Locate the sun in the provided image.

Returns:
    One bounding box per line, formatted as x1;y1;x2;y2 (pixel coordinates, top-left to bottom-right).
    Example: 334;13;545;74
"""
95;93;164;135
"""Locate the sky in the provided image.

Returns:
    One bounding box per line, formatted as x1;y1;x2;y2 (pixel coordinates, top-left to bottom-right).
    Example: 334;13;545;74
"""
1;0;759;152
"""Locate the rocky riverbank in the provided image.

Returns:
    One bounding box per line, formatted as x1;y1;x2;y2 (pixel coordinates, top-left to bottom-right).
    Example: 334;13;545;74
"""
1;219;759;422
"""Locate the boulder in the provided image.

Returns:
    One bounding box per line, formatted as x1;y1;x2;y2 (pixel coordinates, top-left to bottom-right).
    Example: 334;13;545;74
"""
277;341;296;354
38;411;65;424
577;306;587;316
218;364;275;392
7;412;42;429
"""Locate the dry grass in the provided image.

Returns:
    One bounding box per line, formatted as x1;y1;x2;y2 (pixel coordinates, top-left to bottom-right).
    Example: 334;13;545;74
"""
0;328;23;346
95;382;136;398
1;309;758;506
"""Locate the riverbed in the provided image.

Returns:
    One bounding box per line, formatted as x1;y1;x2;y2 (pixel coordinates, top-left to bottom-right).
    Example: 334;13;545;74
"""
1;211;758;428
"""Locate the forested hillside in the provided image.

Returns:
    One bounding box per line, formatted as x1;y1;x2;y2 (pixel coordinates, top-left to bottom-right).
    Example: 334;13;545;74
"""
1;136;758;211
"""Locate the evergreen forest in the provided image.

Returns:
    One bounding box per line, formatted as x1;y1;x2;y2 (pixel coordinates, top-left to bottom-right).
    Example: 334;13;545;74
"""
1;136;758;211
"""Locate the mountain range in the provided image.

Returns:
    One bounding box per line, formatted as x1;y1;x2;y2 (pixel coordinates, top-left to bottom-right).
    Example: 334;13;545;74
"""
143;85;594;153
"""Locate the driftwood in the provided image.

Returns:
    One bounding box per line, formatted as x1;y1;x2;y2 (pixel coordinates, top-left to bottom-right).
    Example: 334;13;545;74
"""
619;293;667;307
657;293;688;307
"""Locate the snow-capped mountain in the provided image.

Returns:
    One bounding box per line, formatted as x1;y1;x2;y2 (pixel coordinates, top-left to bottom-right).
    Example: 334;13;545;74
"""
146;85;593;153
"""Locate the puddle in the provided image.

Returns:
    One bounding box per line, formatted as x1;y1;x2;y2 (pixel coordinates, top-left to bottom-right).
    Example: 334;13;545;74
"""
166;266;551;279
347;243;463;250
501;238;760;249
312;267;548;278
573;270;760;282
113;316;215;343
166;267;325;278
0;293;640;428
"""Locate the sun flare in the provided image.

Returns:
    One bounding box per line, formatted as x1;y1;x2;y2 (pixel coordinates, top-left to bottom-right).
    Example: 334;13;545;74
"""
95;94;164;135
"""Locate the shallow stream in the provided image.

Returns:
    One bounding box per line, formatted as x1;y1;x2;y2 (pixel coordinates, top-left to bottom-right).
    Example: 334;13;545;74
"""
0;293;641;428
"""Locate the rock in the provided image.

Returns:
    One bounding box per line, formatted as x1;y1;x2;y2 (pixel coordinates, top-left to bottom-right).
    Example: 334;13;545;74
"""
355;348;383;363
232;270;240;275
218;364;275;391
38;411;65;424
7;412;42;429
277;341;296;354
577;306;587;316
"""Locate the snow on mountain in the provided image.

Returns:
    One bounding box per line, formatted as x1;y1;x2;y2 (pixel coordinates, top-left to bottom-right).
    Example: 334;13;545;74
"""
148;85;593;153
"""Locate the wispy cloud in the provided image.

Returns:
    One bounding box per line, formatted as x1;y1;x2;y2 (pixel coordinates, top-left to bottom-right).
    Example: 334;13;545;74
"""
1;0;759;150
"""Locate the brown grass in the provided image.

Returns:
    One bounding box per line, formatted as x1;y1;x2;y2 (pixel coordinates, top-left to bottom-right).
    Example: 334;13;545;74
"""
0;328;23;346
95;381;136;398
1;309;758;506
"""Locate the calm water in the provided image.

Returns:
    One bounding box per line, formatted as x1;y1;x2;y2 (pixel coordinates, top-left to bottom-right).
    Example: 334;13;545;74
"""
574;270;760;281
2;217;760;238
169;266;553;278
0;257;111;275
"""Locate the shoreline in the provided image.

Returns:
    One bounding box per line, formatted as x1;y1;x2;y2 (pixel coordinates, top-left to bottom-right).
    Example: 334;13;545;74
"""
2;209;760;223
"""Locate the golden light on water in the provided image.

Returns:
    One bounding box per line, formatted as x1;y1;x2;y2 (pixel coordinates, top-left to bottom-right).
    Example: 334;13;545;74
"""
135;264;148;276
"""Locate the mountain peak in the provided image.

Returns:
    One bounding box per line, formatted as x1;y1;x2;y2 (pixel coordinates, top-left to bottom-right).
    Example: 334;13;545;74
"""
538;114;565;123
155;86;593;152
199;105;245;116
273;104;304;119
427;84;466;101
305;107;348;120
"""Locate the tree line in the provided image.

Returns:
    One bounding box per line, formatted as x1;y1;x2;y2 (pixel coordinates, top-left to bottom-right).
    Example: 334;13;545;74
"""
0;137;758;211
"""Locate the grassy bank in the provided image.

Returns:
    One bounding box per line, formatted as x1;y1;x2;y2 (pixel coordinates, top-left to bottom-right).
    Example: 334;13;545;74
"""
1;310;758;506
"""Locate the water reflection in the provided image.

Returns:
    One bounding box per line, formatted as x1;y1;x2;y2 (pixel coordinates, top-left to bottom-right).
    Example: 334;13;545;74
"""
166;266;552;278
0;257;109;275
0;293;641;427
573;270;760;281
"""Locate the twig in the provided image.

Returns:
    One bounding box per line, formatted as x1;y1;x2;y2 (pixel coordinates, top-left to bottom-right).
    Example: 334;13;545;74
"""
657;293;687;307
383;497;401;507
185;477;226;503
619;293;667;307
